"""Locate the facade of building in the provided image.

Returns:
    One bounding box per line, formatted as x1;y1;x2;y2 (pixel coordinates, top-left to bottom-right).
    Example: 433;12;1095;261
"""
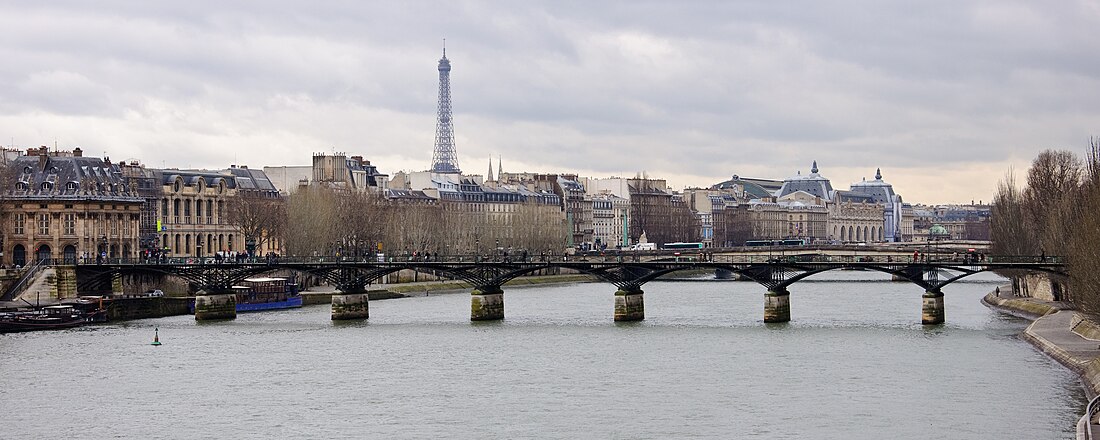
264;153;388;195
745;199;829;242
591;193;629;249
152;165;282;258
0;148;144;265
391;170;565;254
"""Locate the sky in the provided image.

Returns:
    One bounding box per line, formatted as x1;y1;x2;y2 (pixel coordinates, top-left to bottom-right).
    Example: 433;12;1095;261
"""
2;1;1098;204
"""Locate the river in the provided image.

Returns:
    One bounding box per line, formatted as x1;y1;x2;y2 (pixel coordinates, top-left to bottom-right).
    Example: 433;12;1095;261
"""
0;271;1084;439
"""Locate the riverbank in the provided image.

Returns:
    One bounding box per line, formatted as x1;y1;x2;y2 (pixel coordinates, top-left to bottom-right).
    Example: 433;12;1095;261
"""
982;288;1100;438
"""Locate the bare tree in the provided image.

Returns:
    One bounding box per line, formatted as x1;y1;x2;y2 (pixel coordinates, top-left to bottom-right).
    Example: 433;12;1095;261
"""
335;190;388;258
991;169;1036;256
285;186;338;256
1024;150;1082;247
227;192;287;256
1067;138;1100;315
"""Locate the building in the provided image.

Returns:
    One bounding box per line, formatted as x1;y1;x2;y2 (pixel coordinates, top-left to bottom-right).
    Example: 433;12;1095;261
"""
391;170;565;254
0;147;144;265
848;169;915;242
591;192;629;249
263;153;389;195
151;165;282;258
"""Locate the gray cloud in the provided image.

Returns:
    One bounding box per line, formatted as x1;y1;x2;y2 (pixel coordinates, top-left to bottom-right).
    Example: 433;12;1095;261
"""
1;0;1097;203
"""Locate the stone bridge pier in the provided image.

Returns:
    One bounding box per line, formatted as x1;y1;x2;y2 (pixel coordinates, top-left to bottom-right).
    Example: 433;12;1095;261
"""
332;293;369;320
471;286;504;321
922;290;945;325
764;287;791;323
194;292;237;320
614;287;645;322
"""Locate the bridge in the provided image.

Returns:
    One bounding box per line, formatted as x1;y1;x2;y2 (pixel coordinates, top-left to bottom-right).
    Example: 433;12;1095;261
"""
56;252;1064;325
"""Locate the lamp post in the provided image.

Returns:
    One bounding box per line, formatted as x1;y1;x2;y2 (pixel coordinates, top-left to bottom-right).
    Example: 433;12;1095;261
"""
495;239;500;261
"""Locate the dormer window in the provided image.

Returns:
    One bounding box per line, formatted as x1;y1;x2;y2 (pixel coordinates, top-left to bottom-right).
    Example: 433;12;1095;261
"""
15;181;27;191
66;182;78;191
41;182;53;191
22;166;32;174
49;166;59;174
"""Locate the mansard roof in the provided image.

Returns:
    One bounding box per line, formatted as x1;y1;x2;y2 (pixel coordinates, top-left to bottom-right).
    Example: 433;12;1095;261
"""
849;168;898;204
4;155;142;202
777;161;834;201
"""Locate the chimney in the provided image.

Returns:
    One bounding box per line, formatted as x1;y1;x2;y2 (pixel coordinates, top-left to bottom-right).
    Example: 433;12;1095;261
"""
73;147;83;157
350;156;363;165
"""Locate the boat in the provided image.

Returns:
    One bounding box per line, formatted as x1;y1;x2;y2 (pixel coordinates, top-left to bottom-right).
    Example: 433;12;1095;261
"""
233;276;301;312
0;305;91;333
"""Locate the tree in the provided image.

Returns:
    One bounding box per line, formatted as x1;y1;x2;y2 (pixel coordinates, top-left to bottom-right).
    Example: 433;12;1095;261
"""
1066;138;1100;315
1023;150;1082;247
285;186;338;256
336;190;388;258
226;192;287;256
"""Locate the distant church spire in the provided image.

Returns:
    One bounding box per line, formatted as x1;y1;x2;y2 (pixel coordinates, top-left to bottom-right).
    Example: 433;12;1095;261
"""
497;155;503;180
487;156;495;181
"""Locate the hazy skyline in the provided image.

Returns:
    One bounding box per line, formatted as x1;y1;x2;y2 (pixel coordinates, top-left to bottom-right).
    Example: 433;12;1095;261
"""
2;1;1098;203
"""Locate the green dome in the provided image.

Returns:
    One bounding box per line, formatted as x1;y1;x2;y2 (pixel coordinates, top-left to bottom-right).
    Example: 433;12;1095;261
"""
929;224;949;235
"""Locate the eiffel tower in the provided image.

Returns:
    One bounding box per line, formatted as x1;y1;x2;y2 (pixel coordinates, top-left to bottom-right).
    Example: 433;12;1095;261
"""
430;41;461;174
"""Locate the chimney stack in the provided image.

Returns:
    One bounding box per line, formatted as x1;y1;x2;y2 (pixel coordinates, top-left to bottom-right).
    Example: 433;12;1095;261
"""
73;147;82;157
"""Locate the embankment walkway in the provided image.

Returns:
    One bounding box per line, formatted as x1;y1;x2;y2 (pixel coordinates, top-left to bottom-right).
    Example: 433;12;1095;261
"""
983;288;1100;438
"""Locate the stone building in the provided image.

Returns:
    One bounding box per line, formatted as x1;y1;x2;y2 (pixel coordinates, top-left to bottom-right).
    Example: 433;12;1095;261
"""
263;152;389;195
774;162;884;243
498;171;592;248
591;193;629;249
848;169;915;242
391;171;565;254
151;165;281;258
0;147;144;265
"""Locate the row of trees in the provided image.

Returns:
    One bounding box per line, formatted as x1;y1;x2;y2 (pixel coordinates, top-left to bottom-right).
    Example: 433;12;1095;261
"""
991;138;1100;315
283;187;568;258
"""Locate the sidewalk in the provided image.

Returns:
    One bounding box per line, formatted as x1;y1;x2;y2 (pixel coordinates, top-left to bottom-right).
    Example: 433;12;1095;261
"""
983;287;1100;439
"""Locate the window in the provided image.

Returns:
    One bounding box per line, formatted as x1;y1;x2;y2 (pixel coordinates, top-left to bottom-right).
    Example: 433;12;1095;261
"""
14;213;25;235
38;213;50;235
162;199;169;217
63;213;75;235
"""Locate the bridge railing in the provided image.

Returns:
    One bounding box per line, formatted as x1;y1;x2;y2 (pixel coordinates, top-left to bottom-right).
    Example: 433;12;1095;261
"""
60;253;1061;266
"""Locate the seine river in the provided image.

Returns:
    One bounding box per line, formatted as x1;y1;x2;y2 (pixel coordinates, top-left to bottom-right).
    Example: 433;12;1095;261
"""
0;271;1084;439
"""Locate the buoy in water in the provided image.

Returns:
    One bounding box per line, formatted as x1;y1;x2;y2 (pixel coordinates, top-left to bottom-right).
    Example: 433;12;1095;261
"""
151;327;162;346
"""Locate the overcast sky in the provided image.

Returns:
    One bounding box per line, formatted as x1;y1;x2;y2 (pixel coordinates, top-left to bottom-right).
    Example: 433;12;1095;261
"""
2;1;1098;203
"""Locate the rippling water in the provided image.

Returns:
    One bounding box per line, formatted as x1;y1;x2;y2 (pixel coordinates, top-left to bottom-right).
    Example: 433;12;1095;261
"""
0;271;1084;439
